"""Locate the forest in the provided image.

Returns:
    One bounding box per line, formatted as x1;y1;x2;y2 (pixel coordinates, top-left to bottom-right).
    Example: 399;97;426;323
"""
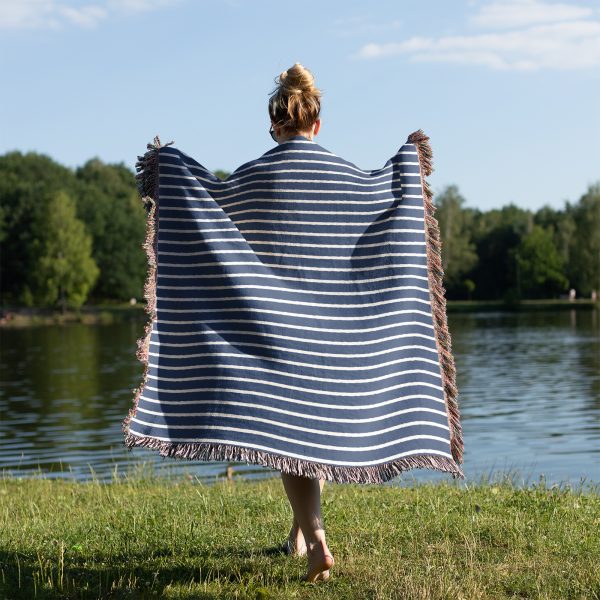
0;150;598;309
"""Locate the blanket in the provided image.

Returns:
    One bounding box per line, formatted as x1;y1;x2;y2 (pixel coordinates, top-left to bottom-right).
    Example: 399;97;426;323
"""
122;130;465;483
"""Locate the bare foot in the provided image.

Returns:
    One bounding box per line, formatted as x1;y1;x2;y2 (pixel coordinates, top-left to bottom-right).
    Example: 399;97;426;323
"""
301;540;334;583
284;524;307;557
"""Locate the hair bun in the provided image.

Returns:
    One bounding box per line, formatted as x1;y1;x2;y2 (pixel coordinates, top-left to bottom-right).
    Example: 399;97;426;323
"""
268;62;322;135
280;62;316;95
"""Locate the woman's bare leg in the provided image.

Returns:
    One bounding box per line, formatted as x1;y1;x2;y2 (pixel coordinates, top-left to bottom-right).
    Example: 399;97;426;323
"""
284;478;325;555
280;473;333;581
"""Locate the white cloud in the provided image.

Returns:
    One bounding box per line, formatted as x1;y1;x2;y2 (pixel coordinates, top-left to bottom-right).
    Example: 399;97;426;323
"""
106;0;181;13
470;0;594;29
0;0;180;30
354;0;600;71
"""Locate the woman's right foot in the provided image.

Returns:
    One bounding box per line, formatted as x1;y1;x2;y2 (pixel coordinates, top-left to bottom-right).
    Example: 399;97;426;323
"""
301;540;334;583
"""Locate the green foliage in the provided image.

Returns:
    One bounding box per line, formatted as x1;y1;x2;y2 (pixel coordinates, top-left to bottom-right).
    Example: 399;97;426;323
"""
468;203;532;300
0;148;598;306
75;158;147;301
0;151;82;304
213;169;231;181
434;185;478;291
513;225;568;298
567;183;600;296
31;190;100;309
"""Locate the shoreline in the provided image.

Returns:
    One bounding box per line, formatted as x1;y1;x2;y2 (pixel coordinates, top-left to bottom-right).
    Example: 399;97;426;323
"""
1;298;598;327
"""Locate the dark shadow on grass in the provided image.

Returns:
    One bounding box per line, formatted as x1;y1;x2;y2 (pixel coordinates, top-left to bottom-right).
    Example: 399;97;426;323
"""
0;545;292;600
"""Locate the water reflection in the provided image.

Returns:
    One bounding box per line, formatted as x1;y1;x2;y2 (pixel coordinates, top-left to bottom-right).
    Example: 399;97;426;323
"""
1;309;598;487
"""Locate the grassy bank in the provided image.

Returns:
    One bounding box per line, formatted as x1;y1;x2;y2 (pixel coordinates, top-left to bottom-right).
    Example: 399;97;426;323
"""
1;473;599;599
1;298;599;327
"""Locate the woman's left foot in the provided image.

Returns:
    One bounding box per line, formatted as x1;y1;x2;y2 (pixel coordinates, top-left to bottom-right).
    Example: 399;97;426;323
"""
282;525;307;556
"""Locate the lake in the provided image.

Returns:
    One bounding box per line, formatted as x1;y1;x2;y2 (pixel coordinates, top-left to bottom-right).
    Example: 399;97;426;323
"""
1;309;598;489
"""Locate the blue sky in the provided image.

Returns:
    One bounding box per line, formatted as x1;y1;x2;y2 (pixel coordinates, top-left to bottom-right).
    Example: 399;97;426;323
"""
1;0;598;211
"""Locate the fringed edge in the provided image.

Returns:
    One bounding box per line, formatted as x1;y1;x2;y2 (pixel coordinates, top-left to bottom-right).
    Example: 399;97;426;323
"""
122;135;174;438
406;129;464;469
124;433;465;484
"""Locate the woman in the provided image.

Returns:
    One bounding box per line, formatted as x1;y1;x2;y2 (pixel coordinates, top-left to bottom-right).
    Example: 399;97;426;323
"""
125;62;464;586
268;63;333;583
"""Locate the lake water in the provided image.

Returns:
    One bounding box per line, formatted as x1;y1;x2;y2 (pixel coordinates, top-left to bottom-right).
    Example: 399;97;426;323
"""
1;309;598;489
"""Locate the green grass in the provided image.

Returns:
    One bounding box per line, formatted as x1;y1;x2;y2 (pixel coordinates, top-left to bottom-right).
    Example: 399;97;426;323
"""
1;469;599;599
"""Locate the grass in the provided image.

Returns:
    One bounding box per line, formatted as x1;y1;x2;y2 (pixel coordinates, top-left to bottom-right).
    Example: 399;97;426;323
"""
1;468;599;600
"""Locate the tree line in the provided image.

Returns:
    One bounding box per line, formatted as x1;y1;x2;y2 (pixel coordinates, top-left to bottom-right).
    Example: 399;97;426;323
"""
0;150;598;309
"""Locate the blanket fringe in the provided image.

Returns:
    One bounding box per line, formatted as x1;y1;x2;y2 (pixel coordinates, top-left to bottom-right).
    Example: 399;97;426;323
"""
122;135;173;437
406;129;464;468
122;132;466;484
124;433;464;483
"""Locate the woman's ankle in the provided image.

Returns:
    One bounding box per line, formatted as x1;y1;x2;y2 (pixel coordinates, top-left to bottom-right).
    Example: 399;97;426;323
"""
305;530;328;552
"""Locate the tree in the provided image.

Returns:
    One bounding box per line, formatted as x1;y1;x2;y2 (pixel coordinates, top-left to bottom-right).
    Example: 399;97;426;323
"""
0;151;81;303
469;203;532;300
213;169;231;181
433;185;478;298
32;191;99;310
513;225;568;298
567;183;600;296
75;159;147;301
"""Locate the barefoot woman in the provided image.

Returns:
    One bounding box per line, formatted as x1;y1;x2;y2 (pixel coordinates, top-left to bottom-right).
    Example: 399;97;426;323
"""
125;61;464;586
267;63;334;582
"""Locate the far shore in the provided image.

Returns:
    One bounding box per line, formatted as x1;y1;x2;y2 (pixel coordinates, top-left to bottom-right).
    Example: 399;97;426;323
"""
0;298;598;327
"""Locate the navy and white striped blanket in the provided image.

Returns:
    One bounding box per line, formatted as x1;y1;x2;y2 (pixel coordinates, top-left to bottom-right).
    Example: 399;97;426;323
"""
123;130;465;483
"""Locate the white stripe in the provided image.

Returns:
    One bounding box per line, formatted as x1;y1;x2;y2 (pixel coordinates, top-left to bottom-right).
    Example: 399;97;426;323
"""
132;412;448;438
157;295;430;312
161;165;397;185
128;422;447;453
136;402;447;424
159;213;423;228
127;429;451;465
162;220;424;230
146;366;442;387
150;329;437;349
160;177;397;189
160;184;403;200
156;261;426;273
160;195;424;210
160;231;423;245
160;206;422;218
164;155;418;181
139;390;445;410
156;283;428;297
150;339;438;360
157;272;429;284
159;238;426;251
155;305;433;321
162;148;419;181
157;251;427;261
155;316;434;334
146;350;440;373
144;374;443;398
159;262;427;276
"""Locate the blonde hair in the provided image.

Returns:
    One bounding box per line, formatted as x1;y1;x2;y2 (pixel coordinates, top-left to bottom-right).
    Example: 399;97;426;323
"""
268;62;322;136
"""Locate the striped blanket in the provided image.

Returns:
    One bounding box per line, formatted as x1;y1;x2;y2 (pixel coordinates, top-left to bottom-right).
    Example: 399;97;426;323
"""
123;130;465;483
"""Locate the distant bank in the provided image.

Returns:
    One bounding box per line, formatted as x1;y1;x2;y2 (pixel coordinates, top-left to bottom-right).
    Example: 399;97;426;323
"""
1;298;599;327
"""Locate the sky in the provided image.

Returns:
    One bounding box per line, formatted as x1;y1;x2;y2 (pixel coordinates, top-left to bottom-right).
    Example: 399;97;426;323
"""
0;0;599;212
